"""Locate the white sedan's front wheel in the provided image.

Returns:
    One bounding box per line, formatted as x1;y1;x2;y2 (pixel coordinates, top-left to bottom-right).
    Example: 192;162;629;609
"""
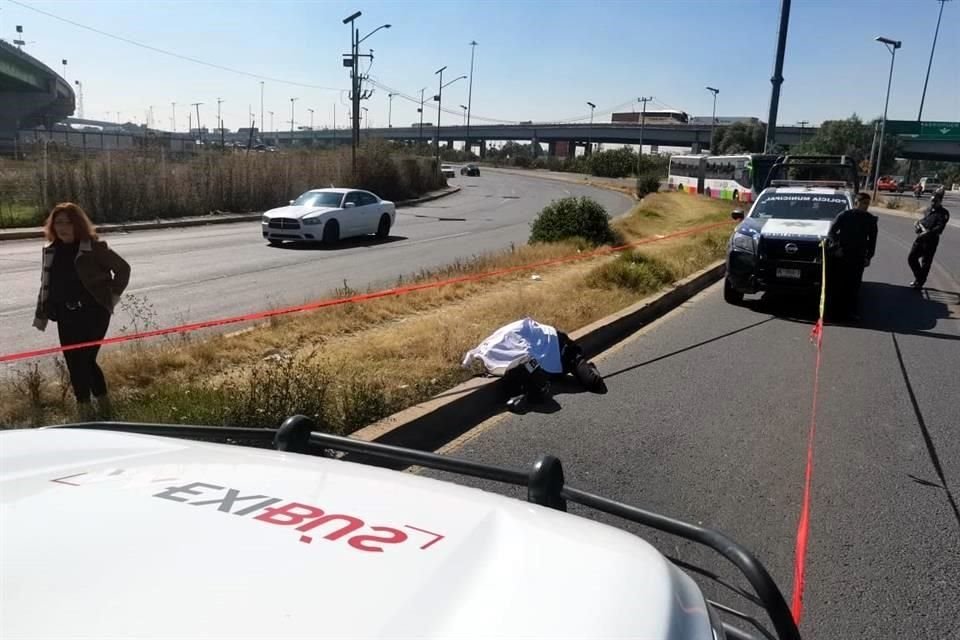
376;214;391;238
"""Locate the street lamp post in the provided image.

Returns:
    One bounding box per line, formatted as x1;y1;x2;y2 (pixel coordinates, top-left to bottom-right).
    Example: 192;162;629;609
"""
343;11;391;173
362;106;369;133
388;93;395;128
586;101;596;156
191;102;204;145
62;59;67;81
217;97;225;147
308;108;315;131
73;80;84;119
260;81;265;139
706;86;719;152
418;87;426;145
290;97;298;140
873;36;901;202
433;68;467;168
466;40;478;157
171;102;176;132
460;105;468;126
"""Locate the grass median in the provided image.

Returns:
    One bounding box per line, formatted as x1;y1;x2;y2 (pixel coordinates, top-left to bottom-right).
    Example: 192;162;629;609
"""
0;192;734;431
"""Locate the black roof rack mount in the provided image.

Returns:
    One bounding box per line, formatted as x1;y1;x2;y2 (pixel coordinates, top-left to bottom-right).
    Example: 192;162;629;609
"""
763;154;860;192
51;416;802;640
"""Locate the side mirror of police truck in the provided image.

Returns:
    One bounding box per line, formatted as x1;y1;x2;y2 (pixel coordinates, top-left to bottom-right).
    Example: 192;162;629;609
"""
289;200;295;205
731;209;745;221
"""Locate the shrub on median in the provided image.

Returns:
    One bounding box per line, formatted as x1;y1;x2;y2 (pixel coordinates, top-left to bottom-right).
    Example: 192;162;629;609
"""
529;196;616;246
586;251;676;294
636;173;662;198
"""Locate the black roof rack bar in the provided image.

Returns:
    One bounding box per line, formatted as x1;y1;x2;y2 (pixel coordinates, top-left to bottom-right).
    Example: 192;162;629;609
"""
712;600;780;640
666;554;766;608
562;486;799;640
51;417;800;640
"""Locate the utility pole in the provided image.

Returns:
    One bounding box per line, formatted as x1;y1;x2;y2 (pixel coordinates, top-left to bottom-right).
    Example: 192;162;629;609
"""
706;86;719;152
171;102;176;132
435;66;446;167
797;119;809;141
636;96;652;175
217;97;225;148
74;80;84;119
191;102;203;145
418;87;426;146
268;111;275;144
343;12;390;172
308;108;315;131
466;40;478;157
764;0;791;152
388;93;395;128
260;81;265;138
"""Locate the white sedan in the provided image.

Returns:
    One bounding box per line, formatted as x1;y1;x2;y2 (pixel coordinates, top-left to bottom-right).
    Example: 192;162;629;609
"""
261;188;396;246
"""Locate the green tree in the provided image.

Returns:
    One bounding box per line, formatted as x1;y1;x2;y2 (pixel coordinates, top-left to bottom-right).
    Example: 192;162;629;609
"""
711;122;766;155
794;114;902;175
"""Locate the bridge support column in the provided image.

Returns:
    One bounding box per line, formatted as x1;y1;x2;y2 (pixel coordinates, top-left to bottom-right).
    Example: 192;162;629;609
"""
479;140;487;158
548;141;557;156
446;139;454;149
650;144;659;154
690;142;702;154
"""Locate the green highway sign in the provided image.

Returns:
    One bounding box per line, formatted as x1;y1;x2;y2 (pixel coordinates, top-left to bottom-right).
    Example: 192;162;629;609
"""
885;120;960;140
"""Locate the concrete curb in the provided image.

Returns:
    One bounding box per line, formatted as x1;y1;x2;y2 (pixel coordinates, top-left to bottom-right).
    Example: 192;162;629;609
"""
350;259;726;452
0;186;462;242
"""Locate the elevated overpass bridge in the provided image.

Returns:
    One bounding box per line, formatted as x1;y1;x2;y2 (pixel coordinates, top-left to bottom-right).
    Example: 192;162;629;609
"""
270;121;958;162
1;40;75;149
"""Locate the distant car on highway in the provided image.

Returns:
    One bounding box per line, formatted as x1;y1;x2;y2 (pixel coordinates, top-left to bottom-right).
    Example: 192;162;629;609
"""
441;164;456;178
460;163;480;176
876;175;906;193
261;188;395;246
917;177;943;194
724;155;857;304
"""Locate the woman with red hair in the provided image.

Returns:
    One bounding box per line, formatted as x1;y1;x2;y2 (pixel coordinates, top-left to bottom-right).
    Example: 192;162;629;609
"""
33;203;130;420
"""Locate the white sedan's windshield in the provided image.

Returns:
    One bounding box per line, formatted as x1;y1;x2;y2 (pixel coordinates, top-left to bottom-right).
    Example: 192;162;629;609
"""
750;194;849;221
293;192;343;207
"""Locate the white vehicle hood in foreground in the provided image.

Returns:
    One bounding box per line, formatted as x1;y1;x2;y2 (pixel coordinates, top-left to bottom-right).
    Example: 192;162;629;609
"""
1;429;713;640
263;205;340;220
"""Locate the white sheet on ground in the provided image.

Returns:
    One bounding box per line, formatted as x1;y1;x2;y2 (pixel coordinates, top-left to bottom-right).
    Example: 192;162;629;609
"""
461;317;563;375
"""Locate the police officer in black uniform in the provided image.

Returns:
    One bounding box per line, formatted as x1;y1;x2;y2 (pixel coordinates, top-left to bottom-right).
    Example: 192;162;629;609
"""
908;189;950;289
827;192;878;321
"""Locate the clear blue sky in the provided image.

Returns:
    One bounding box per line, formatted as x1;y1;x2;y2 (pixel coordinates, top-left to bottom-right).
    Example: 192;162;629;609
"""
3;0;958;131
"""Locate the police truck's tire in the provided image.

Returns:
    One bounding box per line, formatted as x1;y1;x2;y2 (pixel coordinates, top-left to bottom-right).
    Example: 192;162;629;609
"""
376;214;391;239
723;277;744;305
267;239;282;247
322;220;340;244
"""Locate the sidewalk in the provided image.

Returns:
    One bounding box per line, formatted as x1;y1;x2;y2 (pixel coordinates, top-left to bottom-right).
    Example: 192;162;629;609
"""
0;186;461;242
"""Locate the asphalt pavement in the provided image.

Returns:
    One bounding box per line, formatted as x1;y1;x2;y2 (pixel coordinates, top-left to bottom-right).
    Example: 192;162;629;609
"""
0;172;631;357
425;210;960;638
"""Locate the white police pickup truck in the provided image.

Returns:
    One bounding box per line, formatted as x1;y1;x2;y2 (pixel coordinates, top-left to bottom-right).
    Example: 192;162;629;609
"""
724;156;859;305
0;416;801;640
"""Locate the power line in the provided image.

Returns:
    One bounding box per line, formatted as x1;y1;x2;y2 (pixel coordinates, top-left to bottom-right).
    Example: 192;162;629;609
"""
8;0;344;92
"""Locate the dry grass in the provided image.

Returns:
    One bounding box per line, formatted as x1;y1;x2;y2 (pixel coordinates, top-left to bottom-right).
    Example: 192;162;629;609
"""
0;192;732;431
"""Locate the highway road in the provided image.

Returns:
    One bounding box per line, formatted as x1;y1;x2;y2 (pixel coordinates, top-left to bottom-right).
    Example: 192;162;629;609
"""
426;211;960;638
0;172;631;357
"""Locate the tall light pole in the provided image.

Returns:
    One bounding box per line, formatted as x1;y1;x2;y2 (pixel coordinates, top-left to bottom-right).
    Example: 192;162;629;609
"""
343;11;391;173
74;80;84;119
706;86;719;152
290;97;298;141
191;102;204;144
434;68;467;167
171;101;176;132
61;59;67;81
268;110;275;144
873;36;902;202
308;108;315;130
217;97;225;147
362;106;369;133
387;93;395;128
918;0;951;122
637;96;652;175
586;101;596;156
466;40;478;157
259;81;265;137
460;105;468;126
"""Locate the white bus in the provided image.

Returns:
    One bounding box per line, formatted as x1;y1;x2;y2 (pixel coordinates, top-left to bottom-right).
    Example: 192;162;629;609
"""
669;154;779;203
667;155;705;195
